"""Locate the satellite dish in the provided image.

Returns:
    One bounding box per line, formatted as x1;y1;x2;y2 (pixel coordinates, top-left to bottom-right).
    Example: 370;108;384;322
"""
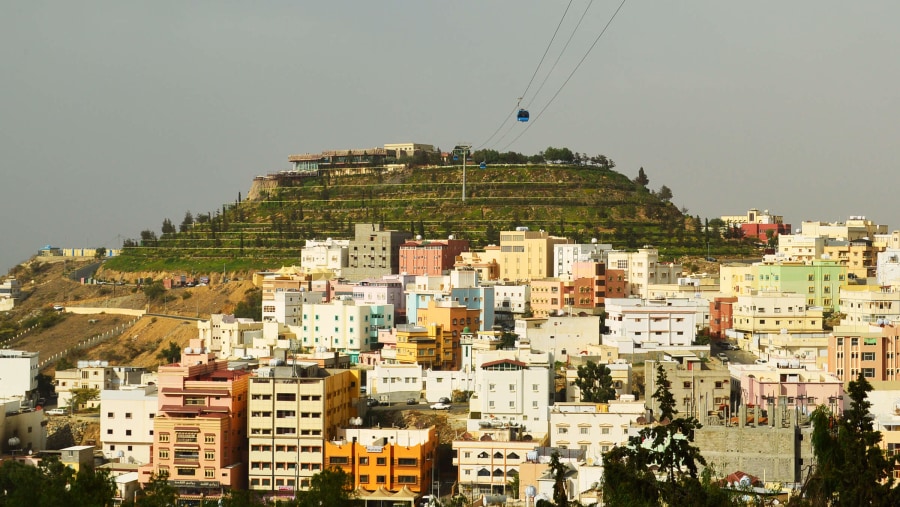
739;475;751;487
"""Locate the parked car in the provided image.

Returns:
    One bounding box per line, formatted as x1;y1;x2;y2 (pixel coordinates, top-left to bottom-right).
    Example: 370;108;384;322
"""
406;398;419;405
430;402;451;411
366;398;379;408
755;359;768;365
716;353;729;362
438;397;451;404
46;408;67;416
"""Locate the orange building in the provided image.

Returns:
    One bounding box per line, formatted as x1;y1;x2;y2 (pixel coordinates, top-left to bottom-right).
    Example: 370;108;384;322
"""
417;300;481;370
138;338;250;501
395;323;443;369
325;426;437;495
829;323;900;382
710;296;738;339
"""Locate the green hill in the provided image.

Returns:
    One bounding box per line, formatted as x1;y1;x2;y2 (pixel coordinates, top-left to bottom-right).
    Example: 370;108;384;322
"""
104;162;748;273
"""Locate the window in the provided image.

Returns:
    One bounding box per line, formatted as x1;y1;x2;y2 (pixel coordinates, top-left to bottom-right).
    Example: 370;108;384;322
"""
276;393;297;402
205;434;215;444
377;457;387;466
377;476;386;484
862;368;875;378
359;475;369;484
601;427;610;434
580;427;589;435
125;412;132;419
205;469;215;478
558;427;568;434
329;457;349;465
863;352;876;361
107;412;114;418
205;451;215;460
359;457;369;465
398;458;417;466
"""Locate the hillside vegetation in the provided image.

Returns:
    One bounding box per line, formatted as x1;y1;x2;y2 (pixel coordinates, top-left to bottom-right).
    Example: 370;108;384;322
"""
105;161;753;273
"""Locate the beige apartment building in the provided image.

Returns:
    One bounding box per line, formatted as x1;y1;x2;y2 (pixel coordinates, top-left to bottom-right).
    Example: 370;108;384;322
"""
247;363;359;498
498;228;571;282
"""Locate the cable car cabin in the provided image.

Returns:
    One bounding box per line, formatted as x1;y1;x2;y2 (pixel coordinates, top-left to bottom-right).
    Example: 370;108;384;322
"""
517;109;530;122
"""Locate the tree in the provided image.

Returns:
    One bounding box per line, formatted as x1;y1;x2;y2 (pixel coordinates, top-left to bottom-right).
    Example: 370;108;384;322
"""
133;471;178;507
800;373;900;506
548;450;570;507
157;341;181;365
94;247;107;260
139;229;158;246
634;167;649;187
161;218;176;235
657;185;673;202
293;467;361;507
180;211;194;233
70;386;100;410
574;361;616;403
653;363;677;422
234;287;262;320
142;280;165;301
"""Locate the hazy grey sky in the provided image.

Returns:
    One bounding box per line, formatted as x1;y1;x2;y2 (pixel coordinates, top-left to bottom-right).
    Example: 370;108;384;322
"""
3;1;900;271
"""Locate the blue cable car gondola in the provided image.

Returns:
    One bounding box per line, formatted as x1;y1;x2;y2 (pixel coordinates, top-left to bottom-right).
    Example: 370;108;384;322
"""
479;161;487;169
517;109;530;122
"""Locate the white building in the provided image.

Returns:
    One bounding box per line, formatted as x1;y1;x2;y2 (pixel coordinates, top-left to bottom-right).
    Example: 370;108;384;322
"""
603;298;697;353
606;248;681;298
549;401;647;458
0;278;21;311
197;314;264;359
296;298;394;361
839;286;900;326
491;283;530;329
300;238;349;276
100;385;158;464
424;369;476;403
877;249;900;287
554;243;612;279
777;235;825;263
56;362;148;408
467;343;553;434
0;349;38;400
369;363;424;404
514;315;600;363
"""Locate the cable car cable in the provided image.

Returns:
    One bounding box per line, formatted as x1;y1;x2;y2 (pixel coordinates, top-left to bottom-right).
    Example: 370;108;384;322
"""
476;0;574;150
501;0;628;152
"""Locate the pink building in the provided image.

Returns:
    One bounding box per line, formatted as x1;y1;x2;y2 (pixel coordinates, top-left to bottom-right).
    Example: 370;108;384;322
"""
399;238;469;276
139;338;250;501
736;364;844;414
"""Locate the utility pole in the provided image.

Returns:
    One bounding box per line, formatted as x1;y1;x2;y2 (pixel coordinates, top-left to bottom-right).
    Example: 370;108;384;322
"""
453;144;472;202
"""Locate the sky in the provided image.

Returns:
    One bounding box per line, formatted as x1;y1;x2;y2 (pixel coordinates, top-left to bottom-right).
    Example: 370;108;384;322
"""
3;1;900;271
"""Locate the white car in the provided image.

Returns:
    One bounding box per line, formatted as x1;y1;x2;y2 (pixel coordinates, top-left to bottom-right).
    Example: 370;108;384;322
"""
46;408;67;416
430;402;451;411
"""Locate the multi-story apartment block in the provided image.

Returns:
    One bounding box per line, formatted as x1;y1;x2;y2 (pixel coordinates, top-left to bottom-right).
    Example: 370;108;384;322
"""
100;385;158;464
0;349;38;400
455;246;501;281
466;342;553;433
753;259;846;311
325;425;437;495
730;363;843;411
343;223;414;281
563;360;632;402
300;238;349;276
603;298;697;353
777;235;825;263
352;274;412;323
198;314;264;359
549;401;647;458
492;283;530;330
499;228;572;282
800;216;888;241
399;238;470;276
514;315;600;364
606;248;681;298
138;339;250;500
709;296;738;340
645;357;731;419
719;263;755;297
416;299;482;370
247;363;358;498
393;323;445;370
553;243;612;279
454;428;549;497
823;238;877;280
829;323;900;382
840;285;900;326
529;278;569;318
646;275;720;301
0;398;46;453
0;278;21;310
405;271;495;332
297;298;394;362
729;292;824;352
262;290;326;326
56;362;147;408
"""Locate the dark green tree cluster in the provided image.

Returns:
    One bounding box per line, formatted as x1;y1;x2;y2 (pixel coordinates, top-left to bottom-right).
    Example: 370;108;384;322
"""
602;363;736;506
0;457;115;507
795;373;900;506
574;361;616;403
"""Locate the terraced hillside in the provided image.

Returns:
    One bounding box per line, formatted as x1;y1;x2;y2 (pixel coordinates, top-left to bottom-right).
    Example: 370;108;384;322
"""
106;163;739;273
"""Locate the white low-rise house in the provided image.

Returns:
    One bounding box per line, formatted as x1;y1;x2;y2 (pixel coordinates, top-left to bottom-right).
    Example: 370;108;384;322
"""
840;285;900;325
606;248;682;298
424;368;476;403
877;248;900;286
549;401;647;459
466;342;554;434
0;398;46;453
370;363;424;404
453;428;549;498
0;278;21;311
198;314;264;359
515;315;601;363
491;283;530;329
554;243;612;279
55;361;147;408
300;238;350;276
100;385;158;464
603;298;697;354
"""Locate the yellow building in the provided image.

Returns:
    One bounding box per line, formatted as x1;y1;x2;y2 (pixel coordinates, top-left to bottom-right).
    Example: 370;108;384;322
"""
395;324;442;369
499;229;571;282
417;300;481;370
